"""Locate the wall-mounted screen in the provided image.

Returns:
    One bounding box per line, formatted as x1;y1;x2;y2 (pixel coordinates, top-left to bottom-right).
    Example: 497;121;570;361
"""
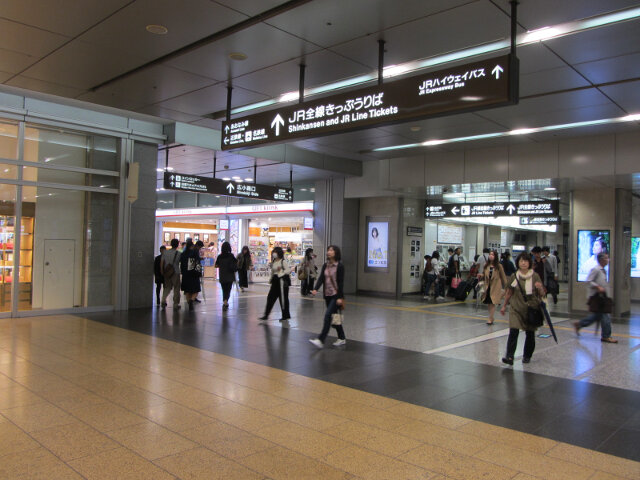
437;224;463;244
577;230;610;282
365;217;389;272
632;237;640;278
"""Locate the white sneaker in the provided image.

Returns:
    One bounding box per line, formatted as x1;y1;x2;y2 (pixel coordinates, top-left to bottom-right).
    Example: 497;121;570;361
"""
309;338;323;349
437;296;445;301
332;339;346;346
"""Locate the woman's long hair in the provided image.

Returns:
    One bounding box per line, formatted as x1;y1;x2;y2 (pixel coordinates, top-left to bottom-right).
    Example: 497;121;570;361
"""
272;246;284;259
327;245;342;262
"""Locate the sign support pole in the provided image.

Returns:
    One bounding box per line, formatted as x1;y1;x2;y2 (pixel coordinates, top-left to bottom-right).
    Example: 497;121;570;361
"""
510;1;518;56
226;86;233;121
298;64;306;103
378;39;385;85
253;159;257;184
213;152;217;179
510;1;520;102
164;147;169;171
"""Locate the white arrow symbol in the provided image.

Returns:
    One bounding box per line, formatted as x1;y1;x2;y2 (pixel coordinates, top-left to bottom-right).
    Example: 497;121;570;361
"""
492;65;504;79
271;114;285;136
507;204;516;214
223;137;229;145
226;183;235;193
451;206;460;215
224;125;230;134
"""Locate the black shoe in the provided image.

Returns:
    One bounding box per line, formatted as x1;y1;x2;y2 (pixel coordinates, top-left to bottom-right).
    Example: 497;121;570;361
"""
522;357;531;364
188;301;194;311
222;304;229;311
161;302;167;309
279;316;291;322
501;357;514;366
194;299;201;303
258;316;268;321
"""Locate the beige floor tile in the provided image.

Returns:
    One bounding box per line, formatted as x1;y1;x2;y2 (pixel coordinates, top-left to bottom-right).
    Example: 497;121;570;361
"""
70;401;147;432
106;421;197;460
473;443;595;480
0;446;69;479
512;474;543;480
256;419;350;459
181;419;275;459
457;420;558;455
385;402;471;429
329;387;402;410
325;420;422;457
213;367;287;391
323;444;434;479
0;421;41;456
68;447;176;480
239;445;354;479
264;401;350;431
72;373;129;396
99;384;168;411
587;472;633;480
201;400;283;433
0;359;50;378
326;400;412;431
2;401;76;432
49;391;109;411
158;384;229;411
0;383;45;409
272;384;339;409
30;420;121;462
398;443;518;480
392;419;487;455
15;463;86;479
546;443;640;479
155;446;264;479
133;400;217;432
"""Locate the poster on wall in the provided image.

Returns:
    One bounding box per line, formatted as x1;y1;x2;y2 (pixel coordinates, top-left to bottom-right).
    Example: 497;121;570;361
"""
577;230;610;282
365;217;389;272
632;237;640;278
437;224;463;244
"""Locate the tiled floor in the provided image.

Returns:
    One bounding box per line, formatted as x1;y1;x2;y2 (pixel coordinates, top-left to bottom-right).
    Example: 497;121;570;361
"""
1;283;639;479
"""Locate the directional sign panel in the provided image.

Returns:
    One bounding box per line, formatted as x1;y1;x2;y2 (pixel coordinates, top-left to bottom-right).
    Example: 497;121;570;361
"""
164;172;293;202
222;54;518;150
520;216;560;225
425;201;558;219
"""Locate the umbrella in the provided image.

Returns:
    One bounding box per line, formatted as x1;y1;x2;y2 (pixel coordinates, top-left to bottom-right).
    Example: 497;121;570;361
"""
540;301;558;343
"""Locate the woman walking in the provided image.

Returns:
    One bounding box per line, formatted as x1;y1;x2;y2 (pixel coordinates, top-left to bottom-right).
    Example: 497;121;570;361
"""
499;252;546;365
479;250;507;325
236;245;252;292
299;248;316;296
309;245;347;348
259;246;291;323
215;241;237;311
180;239;203;311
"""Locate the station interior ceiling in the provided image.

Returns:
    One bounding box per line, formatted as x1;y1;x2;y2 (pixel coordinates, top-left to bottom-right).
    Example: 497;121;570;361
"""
2;0;640;202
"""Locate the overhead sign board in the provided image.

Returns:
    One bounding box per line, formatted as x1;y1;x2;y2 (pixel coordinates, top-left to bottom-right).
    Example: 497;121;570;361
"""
425;201;558;219
221;54;518;150
520;216;560;225
163;172;293;202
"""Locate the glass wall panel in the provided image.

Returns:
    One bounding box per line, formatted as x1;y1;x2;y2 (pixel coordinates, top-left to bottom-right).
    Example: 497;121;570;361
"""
0;122;18;160
22;166;118;189
24;126;119;171
0;184;17;312
20;187;117;311
0;164;19;180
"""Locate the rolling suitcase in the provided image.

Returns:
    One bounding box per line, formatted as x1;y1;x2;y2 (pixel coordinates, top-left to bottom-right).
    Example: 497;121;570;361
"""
455;278;478;301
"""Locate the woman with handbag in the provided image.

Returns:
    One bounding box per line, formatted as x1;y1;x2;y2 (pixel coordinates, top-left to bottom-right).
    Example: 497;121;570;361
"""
479;250;507;325
499;252;546;365
236;246;252;292
258;246;291;323
309;245;347;348
215;242;237;311
180;239;203;311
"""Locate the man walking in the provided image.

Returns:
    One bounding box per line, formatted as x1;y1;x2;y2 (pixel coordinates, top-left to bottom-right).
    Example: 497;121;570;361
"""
542;246;558;304
161;238;182;309
573;252;618;343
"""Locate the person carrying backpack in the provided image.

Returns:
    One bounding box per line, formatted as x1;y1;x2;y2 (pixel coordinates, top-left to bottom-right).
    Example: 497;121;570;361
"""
216;241;237;311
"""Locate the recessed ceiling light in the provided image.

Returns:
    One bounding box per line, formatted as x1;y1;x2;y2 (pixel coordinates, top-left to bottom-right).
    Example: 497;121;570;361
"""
300;188;308;191
229;52;247;61
222;177;231;181
544;187;556;191
244;178;253;182
146;24;168;35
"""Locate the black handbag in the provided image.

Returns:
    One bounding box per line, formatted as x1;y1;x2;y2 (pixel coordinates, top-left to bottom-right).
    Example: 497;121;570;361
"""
517;279;544;328
587;293;613;313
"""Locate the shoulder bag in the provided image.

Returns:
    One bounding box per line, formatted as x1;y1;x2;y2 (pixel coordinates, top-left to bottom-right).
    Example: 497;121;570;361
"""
587;293;613;313
517;279;544;328
163;251;178;278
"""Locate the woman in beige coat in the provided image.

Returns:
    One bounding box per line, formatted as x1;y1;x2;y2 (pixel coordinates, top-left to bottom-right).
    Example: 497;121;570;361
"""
479;250;507;324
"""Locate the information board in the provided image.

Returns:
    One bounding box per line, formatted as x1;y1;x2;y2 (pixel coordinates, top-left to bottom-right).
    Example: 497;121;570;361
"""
222;54;518;150
164;172;293;202
425;201;558;219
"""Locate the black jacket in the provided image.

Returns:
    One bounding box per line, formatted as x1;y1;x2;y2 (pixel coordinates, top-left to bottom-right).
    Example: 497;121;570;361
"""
215;252;237;284
313;262;344;299
154;254;163;282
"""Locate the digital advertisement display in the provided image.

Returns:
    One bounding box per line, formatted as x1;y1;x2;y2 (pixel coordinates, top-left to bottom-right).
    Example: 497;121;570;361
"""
632;237;640;278
437;224;463;244
577;230;610;282
366;219;389;271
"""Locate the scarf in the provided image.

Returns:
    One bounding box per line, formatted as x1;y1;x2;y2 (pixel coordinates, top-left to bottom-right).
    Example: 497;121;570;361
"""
512;269;534;294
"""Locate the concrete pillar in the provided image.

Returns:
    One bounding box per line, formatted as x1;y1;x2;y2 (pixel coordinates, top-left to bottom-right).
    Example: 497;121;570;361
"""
570;188;631;316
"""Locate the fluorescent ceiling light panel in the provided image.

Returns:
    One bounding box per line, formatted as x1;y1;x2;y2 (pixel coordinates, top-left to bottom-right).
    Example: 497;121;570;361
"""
228;7;640;117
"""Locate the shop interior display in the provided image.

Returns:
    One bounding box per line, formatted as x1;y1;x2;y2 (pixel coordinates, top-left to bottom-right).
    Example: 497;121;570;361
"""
0;215;33;310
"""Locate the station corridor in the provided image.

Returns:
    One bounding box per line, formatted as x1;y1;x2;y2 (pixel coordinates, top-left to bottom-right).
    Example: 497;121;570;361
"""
1;282;639;479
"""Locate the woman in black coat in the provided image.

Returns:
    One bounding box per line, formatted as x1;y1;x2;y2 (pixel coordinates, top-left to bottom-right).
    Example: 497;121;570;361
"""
215;241;237;311
309;245;346;348
180;239;202;310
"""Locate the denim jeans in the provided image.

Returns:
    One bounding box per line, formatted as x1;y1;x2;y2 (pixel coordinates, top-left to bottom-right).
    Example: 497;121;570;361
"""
423;274;437;296
318;295;346;343
579;312;612;339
